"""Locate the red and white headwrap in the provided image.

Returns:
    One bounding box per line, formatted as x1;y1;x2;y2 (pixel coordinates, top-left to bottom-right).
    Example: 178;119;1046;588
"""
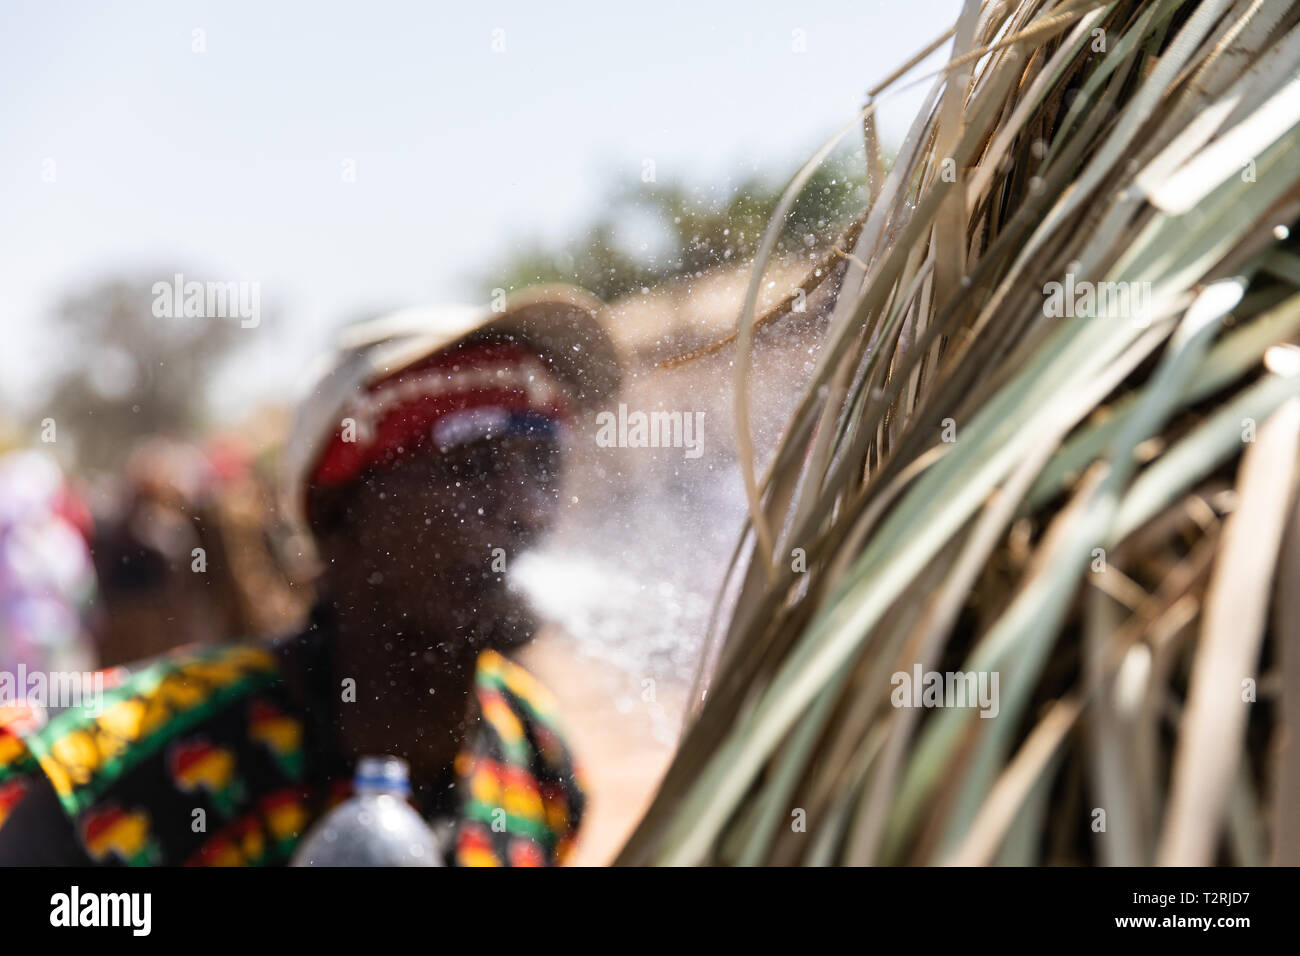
282;286;621;531
309;339;569;495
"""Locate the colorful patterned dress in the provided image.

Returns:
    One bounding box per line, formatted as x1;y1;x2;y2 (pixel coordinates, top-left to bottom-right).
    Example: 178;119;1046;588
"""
0;630;584;867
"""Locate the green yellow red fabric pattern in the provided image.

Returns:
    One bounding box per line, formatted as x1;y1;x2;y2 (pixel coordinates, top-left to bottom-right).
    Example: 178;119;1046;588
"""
0;642;583;866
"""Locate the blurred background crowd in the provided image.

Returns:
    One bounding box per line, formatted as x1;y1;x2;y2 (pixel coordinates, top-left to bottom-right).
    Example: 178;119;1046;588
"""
0;433;307;676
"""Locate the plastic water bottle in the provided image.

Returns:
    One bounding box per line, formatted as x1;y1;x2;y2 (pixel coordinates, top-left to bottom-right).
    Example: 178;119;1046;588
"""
290;755;444;866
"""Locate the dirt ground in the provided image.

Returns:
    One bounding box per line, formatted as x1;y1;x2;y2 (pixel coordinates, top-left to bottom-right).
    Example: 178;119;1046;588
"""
517;628;688;866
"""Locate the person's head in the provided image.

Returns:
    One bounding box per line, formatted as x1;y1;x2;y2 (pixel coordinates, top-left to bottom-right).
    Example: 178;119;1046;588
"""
306;338;568;645
284;287;619;650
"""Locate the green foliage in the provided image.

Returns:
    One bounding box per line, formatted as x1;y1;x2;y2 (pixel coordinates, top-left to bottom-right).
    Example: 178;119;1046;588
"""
481;153;869;301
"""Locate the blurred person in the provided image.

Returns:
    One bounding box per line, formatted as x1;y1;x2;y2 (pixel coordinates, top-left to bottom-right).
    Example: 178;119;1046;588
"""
0;285;619;866
91;438;222;666
0;451;97;676
197;432;310;640
92;435;306;665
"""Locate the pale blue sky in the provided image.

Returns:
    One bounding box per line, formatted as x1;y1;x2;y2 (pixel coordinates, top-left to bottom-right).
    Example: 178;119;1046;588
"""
0;0;959;421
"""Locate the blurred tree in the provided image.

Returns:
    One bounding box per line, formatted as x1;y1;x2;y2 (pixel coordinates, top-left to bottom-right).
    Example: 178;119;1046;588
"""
34;276;252;472
482;152;870;301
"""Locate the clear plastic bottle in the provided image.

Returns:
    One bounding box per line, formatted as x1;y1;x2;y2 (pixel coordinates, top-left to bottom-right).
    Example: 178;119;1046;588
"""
290;755;444;867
